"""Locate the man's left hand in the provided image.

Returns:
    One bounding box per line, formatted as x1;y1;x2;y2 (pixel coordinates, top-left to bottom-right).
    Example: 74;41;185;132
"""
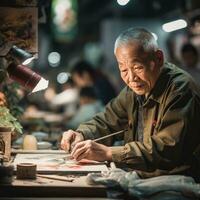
71;140;112;162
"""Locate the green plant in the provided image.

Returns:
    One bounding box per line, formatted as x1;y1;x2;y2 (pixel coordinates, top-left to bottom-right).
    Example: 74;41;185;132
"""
0;106;23;134
2;83;24;118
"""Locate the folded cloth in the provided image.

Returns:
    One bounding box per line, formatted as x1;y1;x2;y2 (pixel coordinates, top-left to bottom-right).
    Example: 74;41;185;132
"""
86;168;200;199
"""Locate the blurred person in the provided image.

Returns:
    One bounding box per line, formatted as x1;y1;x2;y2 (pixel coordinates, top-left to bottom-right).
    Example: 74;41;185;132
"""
67;86;104;130
44;84;56;103
51;80;79;117
61;28;200;181
70;60;116;105
181;43;200;85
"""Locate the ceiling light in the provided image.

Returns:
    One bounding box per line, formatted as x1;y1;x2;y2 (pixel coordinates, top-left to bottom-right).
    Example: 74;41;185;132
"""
117;0;130;6
48;52;61;67
162;19;187;32
57;72;70;84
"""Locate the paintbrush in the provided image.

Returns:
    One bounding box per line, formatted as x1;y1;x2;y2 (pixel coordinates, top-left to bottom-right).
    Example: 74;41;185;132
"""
68;129;127;153
93;129;127;142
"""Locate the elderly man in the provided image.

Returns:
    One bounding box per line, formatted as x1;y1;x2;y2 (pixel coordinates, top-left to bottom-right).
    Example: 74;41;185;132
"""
61;28;200;181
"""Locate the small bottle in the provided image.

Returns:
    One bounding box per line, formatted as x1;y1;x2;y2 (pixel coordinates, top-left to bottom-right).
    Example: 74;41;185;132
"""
23;135;37;150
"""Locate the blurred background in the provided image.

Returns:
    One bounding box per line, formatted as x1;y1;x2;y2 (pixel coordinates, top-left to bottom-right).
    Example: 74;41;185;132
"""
0;0;200;149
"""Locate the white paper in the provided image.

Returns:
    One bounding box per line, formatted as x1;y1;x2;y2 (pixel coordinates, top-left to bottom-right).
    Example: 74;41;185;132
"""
13;153;108;173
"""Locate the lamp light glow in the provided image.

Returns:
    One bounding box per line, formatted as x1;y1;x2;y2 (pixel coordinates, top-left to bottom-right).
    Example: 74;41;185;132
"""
162;19;187;32
22;56;35;65
31;77;49;93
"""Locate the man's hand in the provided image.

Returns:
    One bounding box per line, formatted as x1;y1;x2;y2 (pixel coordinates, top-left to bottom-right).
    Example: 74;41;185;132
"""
61;130;84;152
71;140;112;162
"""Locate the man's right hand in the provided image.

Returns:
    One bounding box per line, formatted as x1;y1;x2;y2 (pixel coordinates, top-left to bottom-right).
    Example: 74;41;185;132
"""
61;130;84;152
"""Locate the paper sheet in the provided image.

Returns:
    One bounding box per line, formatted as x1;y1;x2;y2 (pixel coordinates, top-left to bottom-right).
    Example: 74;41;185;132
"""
13;153;108;173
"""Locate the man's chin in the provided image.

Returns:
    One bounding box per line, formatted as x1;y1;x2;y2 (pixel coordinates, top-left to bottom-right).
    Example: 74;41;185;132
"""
135;91;146;95
129;86;146;95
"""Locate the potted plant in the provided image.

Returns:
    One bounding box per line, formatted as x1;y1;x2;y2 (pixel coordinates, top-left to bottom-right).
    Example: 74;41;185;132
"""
0;105;22;161
0;58;23;162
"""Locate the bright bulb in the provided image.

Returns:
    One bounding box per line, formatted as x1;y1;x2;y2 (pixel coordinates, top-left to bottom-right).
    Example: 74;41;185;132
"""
117;0;130;6
162;19;187;32
57;72;70;84
22;56;35;65
48;52;61;67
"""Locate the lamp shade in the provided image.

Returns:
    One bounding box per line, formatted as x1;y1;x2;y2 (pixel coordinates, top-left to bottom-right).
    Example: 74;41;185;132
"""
10;45;33;64
7;63;48;93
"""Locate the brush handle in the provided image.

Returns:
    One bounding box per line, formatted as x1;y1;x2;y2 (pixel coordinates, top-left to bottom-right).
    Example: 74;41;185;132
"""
93;129;127;142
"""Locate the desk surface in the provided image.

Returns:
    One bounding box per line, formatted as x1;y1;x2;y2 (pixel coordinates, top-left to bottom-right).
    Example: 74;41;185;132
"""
1;151;109;198
0;175;107;197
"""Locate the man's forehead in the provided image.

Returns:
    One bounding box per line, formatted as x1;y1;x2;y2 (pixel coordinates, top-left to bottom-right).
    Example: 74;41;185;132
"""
116;42;149;60
120;40;141;49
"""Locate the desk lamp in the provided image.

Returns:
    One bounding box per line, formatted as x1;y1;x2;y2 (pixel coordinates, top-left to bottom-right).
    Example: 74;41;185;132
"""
0;44;49;93
0;45;49;166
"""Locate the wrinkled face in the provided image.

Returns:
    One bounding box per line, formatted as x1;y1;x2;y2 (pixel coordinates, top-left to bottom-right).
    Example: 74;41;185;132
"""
115;42;162;95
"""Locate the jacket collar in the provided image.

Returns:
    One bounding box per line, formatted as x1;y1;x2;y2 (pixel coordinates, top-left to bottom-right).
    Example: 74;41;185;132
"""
145;63;171;104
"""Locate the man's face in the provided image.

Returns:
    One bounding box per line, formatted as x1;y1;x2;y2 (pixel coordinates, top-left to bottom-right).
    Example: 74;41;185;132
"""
115;42;162;95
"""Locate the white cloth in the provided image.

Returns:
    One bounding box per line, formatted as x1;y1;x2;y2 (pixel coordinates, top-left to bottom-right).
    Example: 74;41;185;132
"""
51;88;79;106
86;168;200;199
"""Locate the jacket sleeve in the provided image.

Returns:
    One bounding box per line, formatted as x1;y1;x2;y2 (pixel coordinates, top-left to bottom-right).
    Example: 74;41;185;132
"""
76;87;129;145
111;88;199;171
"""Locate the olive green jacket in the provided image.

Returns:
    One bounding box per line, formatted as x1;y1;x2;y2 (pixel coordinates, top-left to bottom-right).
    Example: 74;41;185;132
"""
77;63;200;180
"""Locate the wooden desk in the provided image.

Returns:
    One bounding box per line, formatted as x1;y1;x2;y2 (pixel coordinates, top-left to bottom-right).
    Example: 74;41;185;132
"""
1;151;108;198
0;175;107;197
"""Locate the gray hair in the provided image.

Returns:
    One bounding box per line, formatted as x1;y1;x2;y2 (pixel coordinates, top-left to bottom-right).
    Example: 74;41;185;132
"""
114;28;158;53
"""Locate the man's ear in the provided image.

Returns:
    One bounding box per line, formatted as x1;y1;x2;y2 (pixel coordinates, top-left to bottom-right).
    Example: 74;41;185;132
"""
156;50;164;66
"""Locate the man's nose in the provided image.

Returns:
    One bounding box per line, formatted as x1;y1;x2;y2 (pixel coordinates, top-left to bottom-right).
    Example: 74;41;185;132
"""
128;69;137;82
